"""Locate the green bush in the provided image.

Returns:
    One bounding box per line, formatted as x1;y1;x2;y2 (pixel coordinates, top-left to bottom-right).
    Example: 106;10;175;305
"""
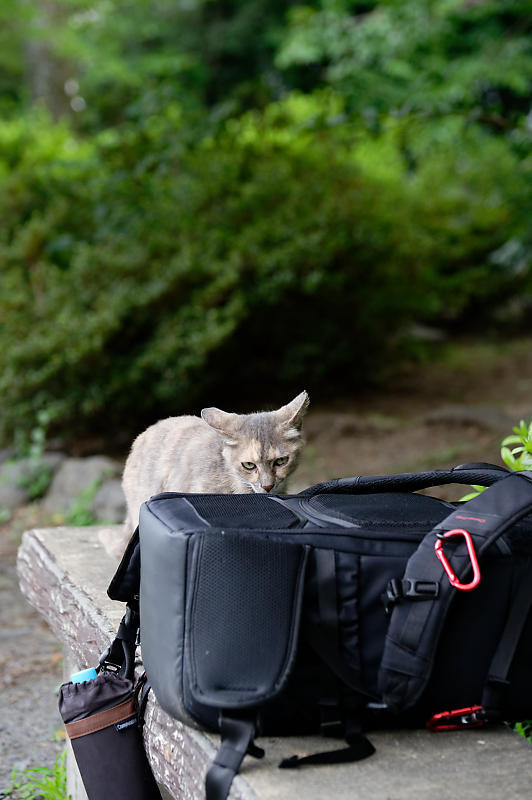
0;98;527;443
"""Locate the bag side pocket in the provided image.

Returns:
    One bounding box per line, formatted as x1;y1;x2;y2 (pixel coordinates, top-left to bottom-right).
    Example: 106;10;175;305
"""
184;531;309;711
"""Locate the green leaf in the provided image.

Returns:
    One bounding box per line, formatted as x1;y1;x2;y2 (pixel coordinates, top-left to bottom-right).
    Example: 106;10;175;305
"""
501;446;517;469
459;486;486;501
460;493;479;501
501;435;523;446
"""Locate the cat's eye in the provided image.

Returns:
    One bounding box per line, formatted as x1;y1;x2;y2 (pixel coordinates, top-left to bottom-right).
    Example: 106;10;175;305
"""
241;462;256;471
274;456;289;467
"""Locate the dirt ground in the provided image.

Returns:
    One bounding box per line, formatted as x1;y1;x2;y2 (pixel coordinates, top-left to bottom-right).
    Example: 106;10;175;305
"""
1;336;531;796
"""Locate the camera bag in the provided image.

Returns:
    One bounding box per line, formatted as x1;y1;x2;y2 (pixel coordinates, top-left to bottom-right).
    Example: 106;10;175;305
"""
105;463;532;800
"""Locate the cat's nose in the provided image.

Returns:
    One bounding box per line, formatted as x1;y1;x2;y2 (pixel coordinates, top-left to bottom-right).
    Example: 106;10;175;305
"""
263;484;274;493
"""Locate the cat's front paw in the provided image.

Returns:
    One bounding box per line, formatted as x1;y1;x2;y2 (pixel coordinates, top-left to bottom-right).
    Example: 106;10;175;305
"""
98;526;129;561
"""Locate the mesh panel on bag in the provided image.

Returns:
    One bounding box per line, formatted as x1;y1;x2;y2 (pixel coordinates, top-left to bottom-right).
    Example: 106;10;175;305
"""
312;492;449;529
186;531;306;705
187;494;300;529
313;494;532;552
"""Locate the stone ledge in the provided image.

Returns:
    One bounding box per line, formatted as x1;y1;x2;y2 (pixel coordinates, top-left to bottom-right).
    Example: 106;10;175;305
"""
17;526;532;800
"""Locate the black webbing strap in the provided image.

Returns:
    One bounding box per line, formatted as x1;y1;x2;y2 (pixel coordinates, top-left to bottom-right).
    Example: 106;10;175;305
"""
99;604;139;680
205;715;263;800
134;672;152;731
482;568;532;713
306;549;377;700
279;699;375;769
278;734;375;768
380;471;532;712
279;549;376;769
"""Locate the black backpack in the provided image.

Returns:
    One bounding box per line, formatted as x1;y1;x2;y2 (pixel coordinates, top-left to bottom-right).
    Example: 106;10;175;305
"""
105;463;532;800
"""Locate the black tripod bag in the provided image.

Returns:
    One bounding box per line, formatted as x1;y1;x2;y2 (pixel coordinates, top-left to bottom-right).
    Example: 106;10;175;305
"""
106;463;532;800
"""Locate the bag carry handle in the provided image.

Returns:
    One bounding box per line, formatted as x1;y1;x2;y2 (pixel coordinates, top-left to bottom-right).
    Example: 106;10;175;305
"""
298;463;509;497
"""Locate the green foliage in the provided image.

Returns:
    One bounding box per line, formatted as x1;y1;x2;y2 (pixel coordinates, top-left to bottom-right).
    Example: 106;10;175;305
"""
0;87;529;440
17;464;54;502
514;720;532;743
459;485;487;503
461;419;532;501
0;2;531;442
10;1;309;129
278;1;532;122
14;408;57;499
64;479;100;526
5;749;68;800
501;420;532;471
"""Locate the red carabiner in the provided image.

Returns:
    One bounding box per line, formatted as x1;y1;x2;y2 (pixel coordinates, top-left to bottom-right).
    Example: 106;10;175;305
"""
434;528;481;591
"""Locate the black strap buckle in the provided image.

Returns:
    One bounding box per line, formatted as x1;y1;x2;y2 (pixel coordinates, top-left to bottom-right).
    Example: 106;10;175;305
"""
384;578;439;614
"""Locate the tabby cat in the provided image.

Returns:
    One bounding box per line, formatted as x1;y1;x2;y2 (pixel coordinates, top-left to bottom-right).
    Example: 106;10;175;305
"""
100;392;309;559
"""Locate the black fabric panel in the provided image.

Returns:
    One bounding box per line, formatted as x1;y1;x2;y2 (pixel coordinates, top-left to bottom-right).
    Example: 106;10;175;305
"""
258;639;323;735
148;493;301;531
419;558;513;714
107;528;141;603
185;532;308;708
497;515;532;555
505;587;532;718
147;496;210;532
313;492;453;532
138;504;194;725
70;720;162;800
358;554;408;695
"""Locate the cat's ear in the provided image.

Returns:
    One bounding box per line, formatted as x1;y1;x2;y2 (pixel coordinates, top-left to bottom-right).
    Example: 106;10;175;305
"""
276;391;309;431
201;407;241;445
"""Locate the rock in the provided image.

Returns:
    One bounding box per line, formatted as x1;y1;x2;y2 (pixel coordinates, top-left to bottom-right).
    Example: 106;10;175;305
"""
42;456;121;514
0;454;65;509
91;478;126;524
0;482;28;510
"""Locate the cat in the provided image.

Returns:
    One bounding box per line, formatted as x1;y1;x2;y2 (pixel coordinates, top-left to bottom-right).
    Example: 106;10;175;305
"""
99;391;309;559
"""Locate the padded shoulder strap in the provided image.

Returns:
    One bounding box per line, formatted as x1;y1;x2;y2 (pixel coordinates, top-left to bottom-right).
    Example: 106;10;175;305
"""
379;471;532;711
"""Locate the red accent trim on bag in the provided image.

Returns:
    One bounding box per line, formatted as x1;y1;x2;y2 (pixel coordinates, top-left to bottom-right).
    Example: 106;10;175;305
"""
427;705;486;732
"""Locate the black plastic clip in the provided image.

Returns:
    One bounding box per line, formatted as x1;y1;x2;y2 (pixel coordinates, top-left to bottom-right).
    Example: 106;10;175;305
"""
384;578;439;614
